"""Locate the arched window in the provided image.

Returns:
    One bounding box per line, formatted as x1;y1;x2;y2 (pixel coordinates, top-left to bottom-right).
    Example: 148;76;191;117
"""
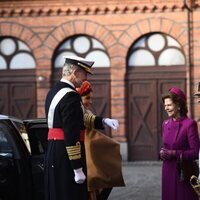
53;35;110;68
128;33;186;67
0;36;36;70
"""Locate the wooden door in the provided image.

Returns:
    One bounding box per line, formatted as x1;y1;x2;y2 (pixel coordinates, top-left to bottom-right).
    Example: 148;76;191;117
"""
0;84;8;114
0;70;36;119
127;80;158;160
9;83;36;119
87;68;110;117
127;66;186;160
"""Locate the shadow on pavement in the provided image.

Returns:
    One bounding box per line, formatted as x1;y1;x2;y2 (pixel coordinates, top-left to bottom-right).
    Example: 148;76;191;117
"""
109;161;162;200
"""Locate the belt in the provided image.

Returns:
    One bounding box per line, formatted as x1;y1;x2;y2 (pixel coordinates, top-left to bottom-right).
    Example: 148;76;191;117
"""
48;128;85;141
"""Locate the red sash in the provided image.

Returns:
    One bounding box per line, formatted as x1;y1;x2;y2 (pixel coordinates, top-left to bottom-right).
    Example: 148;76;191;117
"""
48;128;85;141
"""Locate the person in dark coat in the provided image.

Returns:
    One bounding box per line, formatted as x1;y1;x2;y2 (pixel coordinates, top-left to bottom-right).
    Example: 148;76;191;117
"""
159;87;200;200
44;55;94;200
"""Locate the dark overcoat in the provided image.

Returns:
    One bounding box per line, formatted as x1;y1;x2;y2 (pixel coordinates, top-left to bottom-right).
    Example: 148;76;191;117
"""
44;80;88;200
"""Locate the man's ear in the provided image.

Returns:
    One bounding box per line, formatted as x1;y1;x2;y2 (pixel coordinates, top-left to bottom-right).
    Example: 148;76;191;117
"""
73;69;79;76
74;69;79;75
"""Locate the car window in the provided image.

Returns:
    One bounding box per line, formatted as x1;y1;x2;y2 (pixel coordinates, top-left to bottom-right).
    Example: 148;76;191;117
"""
28;126;48;155
0;123;13;156
13;121;31;153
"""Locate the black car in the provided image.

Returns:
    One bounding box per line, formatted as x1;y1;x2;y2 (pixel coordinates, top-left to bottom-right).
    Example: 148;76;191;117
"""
0;115;48;200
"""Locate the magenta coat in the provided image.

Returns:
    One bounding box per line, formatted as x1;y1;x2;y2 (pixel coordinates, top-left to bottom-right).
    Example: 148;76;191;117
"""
161;116;200;200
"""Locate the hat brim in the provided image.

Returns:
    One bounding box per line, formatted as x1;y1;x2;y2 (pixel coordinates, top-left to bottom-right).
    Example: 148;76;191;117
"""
64;56;94;74
77;62;93;74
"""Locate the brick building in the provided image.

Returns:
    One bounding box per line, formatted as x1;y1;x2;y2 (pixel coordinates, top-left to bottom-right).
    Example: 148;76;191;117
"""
0;0;200;161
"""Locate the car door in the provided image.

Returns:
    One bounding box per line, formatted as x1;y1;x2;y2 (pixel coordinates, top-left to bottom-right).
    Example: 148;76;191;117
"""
24;119;48;200
0;119;33;200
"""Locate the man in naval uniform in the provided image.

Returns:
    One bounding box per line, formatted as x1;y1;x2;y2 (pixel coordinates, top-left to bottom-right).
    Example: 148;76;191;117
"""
44;56;94;200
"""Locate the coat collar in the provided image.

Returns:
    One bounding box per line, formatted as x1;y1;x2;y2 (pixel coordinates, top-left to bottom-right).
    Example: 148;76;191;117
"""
169;116;187;141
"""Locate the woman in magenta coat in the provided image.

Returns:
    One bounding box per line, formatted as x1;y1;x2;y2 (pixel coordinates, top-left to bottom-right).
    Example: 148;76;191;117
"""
160;87;200;200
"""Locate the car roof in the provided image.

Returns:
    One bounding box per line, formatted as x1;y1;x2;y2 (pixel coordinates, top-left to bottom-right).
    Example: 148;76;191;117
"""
0;114;9;119
0;114;23;123
23;118;46;123
0;114;46;124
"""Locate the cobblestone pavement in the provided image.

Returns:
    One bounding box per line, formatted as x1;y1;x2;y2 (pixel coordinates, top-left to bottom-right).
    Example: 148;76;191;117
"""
108;161;162;200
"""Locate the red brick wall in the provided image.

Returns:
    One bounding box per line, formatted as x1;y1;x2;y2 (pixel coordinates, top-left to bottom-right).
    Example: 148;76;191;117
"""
1;0;200;142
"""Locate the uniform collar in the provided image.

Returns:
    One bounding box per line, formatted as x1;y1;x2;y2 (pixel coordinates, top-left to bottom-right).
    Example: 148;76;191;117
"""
60;78;75;89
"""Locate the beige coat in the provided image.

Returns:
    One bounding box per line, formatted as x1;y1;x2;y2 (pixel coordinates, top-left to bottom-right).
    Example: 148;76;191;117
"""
85;129;125;193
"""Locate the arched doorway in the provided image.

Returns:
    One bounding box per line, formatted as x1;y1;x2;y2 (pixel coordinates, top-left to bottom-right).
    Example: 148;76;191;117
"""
52;34;111;135
126;33;186;160
0;36;36;119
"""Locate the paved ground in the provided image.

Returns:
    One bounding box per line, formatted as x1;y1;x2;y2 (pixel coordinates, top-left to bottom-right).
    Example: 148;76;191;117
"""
108;161;162;200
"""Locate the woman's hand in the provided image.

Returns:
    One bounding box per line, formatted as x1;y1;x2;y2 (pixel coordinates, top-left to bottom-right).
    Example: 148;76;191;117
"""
160;148;176;160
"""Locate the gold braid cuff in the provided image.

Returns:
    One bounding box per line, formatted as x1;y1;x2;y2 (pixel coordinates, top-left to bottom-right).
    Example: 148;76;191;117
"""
84;112;96;130
66;142;81;160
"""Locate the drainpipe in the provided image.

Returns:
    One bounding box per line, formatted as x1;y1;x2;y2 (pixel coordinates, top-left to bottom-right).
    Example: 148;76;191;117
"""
184;0;193;117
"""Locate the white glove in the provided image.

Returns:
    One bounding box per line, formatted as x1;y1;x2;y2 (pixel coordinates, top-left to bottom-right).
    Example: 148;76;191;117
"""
103;118;119;130
74;168;86;184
